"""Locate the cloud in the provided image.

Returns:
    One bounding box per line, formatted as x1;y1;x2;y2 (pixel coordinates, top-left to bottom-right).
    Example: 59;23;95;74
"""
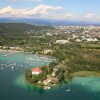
0;5;62;18
1;5;100;21
0;5;74;20
0;6;13;14
6;0;42;2
24;4;62;15
85;13;96;19
84;13;100;21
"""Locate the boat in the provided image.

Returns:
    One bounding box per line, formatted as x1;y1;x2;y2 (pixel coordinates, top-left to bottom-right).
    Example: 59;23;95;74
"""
65;88;71;92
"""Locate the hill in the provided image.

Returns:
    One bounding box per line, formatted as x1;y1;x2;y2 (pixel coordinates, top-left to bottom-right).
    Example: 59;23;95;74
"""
0;23;53;37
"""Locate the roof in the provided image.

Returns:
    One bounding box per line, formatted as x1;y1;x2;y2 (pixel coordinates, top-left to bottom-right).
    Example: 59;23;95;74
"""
45;66;49;69
32;67;41;72
44;78;51;83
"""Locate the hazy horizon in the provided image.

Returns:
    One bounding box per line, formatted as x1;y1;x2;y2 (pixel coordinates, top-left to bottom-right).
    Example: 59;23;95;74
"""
0;0;100;22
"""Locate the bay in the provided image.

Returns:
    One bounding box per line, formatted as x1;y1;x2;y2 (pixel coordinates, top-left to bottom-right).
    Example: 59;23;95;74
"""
0;51;100;100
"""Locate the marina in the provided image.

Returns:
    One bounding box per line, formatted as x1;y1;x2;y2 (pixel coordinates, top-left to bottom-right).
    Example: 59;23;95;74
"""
3;52;18;57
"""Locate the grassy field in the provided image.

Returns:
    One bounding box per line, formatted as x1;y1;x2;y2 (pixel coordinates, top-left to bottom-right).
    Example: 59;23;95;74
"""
73;71;100;77
82;43;100;49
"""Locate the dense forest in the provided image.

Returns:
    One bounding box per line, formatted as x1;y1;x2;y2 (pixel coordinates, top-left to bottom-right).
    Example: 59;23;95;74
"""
0;23;54;46
0;23;53;37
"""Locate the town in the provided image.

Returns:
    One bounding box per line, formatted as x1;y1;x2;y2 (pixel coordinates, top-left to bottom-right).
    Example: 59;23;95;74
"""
26;25;100;43
0;24;100;54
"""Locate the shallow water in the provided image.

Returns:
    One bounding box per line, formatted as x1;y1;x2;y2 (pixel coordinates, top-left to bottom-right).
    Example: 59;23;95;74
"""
0;51;100;100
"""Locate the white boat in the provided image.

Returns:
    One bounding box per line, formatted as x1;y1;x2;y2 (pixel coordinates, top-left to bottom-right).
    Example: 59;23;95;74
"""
65;88;71;92
11;66;14;70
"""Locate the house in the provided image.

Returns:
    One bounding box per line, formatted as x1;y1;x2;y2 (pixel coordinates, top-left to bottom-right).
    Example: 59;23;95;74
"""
55;40;69;44
52;72;56;77
32;67;41;75
76;39;81;42
93;38;99;42
72;34;79;38
43;78;51;85
86;38;94;42
43;49;53;54
47;33;52;36
86;38;98;42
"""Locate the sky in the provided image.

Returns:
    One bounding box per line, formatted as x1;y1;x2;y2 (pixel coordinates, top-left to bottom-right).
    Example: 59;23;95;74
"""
0;0;100;21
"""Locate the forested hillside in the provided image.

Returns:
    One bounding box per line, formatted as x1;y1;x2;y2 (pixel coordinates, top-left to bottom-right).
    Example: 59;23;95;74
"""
0;23;53;37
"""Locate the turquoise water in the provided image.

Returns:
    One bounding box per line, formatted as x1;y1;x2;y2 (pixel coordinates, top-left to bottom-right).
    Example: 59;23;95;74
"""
0;51;100;100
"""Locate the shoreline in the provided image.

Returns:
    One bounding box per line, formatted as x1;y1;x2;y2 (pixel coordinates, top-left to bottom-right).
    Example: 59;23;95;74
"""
1;49;100;90
0;49;22;53
25;71;100;90
0;49;56;60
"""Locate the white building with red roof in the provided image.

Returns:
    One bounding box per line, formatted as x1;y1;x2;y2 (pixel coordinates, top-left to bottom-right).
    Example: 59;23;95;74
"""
32;67;41;75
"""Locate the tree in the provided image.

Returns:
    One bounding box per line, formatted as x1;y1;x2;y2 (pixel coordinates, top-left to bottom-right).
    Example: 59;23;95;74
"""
25;69;32;80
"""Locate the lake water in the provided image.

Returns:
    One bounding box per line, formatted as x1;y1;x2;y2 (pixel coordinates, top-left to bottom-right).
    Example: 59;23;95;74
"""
0;51;100;100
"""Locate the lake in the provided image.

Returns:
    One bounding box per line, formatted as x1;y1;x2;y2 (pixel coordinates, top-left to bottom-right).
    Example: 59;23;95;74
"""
0;51;100;100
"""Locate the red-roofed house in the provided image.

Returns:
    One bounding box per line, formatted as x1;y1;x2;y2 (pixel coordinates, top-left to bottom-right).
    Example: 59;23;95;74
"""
32;67;41;75
43;78;51;85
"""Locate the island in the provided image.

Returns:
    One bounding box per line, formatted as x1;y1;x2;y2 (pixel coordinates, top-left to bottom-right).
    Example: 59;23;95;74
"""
25;62;72;90
25;60;100;90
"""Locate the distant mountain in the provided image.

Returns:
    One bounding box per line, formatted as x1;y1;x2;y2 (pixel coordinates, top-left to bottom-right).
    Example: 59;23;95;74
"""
0;18;100;26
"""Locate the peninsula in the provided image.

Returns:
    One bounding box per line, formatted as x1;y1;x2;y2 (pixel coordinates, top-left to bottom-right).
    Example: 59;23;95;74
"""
25;62;72;90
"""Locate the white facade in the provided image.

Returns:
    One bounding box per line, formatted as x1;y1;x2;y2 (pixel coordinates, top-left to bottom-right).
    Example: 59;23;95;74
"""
47;33;52;36
86;38;98;42
76;39;81;42
55;40;69;44
32;71;41;75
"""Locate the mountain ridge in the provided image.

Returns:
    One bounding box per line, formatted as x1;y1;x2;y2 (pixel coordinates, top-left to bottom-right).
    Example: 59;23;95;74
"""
0;18;100;26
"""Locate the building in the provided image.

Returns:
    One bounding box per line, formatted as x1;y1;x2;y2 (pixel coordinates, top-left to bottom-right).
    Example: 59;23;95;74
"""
43;49;53;54
43;78;51;85
86;38;98;42
76;39;81;42
93;38;99;42
55;40;69;44
47;33;52;36
32;67;41;75
86;38;94;42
